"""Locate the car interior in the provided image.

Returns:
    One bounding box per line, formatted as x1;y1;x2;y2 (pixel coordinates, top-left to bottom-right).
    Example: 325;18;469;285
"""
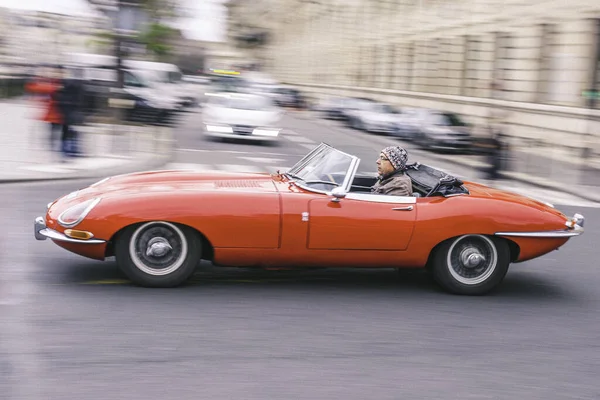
348;163;469;198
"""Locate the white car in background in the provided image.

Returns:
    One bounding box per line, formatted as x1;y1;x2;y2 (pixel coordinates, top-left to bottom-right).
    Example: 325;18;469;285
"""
202;93;283;143
345;101;401;135
125;60;199;108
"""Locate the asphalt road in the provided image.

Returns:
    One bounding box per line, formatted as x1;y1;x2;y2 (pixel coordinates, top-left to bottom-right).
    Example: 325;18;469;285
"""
1;108;599;399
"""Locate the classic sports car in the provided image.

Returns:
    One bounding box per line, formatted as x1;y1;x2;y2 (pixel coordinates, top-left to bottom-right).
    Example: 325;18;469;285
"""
34;143;585;295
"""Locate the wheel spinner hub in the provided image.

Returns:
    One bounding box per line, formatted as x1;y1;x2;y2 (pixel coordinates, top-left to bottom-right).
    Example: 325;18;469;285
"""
146;237;173;258
460;247;486;269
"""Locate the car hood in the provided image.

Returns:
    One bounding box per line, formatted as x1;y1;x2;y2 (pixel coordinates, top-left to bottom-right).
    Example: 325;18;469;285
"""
203;106;282;126
365;113;397;123
63;170;280;203
464;181;566;218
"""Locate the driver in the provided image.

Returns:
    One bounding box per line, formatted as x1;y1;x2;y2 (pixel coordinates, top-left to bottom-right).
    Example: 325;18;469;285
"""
371;146;413;196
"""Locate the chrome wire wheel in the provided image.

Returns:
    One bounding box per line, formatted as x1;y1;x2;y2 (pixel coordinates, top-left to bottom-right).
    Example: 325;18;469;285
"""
446;235;498;286
129;221;188;276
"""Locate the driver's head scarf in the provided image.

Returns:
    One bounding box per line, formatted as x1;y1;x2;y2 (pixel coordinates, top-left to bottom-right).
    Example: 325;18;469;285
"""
381;146;408;171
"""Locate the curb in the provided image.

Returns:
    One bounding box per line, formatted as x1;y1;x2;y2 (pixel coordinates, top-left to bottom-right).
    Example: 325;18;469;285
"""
421;152;600;203
0;154;173;185
499;171;600;203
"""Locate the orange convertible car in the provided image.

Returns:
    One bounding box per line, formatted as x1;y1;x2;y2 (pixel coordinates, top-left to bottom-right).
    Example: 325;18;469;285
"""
34;143;584;295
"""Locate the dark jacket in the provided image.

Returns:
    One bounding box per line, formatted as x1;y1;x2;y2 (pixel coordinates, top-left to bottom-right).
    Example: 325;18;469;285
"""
56;78;85;126
371;169;413;196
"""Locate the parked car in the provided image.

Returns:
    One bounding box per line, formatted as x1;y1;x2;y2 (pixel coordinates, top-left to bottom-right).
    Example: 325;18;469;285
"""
345;101;401;135
34;143;585;295
402;109;474;153
81;67;181;126
273;87;306;109
318;97;375;121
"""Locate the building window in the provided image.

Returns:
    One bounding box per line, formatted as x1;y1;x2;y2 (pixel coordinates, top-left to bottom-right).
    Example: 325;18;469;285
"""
387;42;396;88
590;18;600;109
536;23;558;103
491;32;511;99
463;35;484;97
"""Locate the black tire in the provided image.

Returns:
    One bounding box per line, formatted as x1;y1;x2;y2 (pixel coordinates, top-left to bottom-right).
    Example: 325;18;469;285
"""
430;234;510;295
115;221;202;288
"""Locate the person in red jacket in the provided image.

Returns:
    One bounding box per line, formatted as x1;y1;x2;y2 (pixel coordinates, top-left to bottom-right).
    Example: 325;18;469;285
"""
25;66;66;156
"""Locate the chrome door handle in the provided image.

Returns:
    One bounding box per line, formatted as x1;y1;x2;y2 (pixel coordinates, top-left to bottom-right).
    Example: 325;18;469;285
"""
392;206;413;211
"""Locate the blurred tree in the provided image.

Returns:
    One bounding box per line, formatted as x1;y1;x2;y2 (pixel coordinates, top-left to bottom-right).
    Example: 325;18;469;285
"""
87;0;183;60
137;22;179;60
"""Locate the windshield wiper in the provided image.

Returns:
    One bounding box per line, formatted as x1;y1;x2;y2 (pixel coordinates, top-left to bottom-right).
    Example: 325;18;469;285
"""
304;180;339;186
283;173;339;187
283;172;340;186
283;172;305;182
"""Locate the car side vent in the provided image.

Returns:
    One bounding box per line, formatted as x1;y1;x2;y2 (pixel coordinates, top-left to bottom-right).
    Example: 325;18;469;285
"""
214;180;263;188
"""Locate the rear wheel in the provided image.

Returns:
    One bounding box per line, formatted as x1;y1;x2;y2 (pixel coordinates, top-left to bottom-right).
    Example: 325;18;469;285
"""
431;234;510;295
115;221;202;288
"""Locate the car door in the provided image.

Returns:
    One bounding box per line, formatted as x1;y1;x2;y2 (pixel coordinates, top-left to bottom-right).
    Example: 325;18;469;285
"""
307;192;417;251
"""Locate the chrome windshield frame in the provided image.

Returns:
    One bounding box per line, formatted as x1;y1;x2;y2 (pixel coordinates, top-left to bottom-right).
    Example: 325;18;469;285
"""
285;143;361;195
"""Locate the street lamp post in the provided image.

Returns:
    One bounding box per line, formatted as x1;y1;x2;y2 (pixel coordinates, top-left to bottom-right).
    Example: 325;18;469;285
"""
105;0;144;122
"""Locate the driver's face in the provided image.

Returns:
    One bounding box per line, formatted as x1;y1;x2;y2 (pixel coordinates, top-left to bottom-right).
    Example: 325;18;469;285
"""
376;153;394;176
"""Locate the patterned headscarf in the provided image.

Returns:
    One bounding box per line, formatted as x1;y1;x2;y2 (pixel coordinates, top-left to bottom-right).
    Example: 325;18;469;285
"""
381;146;408;170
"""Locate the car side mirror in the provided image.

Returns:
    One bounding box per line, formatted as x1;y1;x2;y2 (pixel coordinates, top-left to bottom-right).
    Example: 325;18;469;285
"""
330;187;347;203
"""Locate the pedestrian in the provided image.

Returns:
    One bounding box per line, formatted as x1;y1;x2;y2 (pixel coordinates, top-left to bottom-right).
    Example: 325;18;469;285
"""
24;65;64;156
55;67;86;157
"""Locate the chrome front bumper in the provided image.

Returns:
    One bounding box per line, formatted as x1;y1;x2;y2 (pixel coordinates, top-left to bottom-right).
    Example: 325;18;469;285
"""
34;216;106;244
204;131;279;142
495;213;585;238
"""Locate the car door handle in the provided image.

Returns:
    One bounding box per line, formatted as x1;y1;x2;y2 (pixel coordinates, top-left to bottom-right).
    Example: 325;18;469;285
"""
392;206;414;211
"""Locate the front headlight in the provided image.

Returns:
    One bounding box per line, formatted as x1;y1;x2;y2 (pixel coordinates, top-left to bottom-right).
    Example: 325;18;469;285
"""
58;198;101;228
91;177;110;187
206;124;233;133
253;128;279;137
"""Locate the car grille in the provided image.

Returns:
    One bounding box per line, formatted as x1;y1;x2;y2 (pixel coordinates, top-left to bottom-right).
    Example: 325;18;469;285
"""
233;125;254;135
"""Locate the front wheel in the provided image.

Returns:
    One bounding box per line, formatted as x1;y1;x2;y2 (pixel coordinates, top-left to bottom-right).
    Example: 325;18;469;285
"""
430;235;510;295
115;221;202;288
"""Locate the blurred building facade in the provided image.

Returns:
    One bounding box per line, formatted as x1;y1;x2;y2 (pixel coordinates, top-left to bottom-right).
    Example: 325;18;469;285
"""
225;0;276;70
0;7;109;67
227;0;600;158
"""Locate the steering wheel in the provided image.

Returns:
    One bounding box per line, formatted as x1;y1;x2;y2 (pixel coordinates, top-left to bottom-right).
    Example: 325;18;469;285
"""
326;173;338;185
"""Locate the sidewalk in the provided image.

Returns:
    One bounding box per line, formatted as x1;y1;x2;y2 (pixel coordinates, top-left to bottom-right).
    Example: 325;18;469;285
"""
0;99;175;183
415;147;600;203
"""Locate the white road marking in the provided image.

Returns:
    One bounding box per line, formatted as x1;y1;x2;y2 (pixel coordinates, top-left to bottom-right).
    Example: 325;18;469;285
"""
19;158;129;174
164;163;215;171
177;148;289;156
238;157;286;164
177;148;245;154
218;164;266;173
286;135;316;144
19;165;74;173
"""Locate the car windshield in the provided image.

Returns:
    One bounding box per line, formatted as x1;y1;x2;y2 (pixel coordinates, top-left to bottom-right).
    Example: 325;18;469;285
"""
209;95;274;111
366;103;397;114
211;76;248;92
351;99;376;110
286;144;357;192
167;71;182;83
431;112;467;126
